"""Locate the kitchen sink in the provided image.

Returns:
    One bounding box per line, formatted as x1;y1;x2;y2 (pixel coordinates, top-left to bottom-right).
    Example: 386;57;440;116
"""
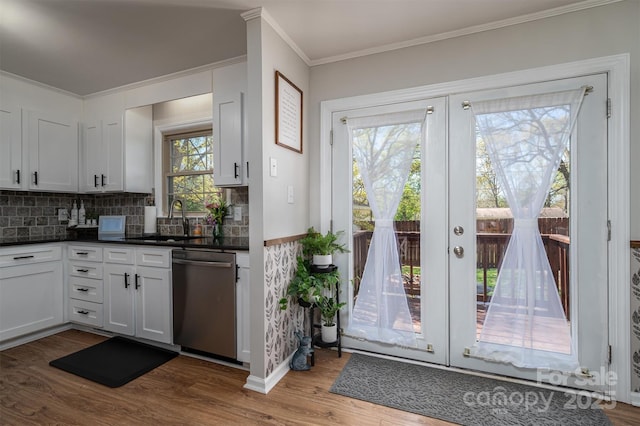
126;235;202;242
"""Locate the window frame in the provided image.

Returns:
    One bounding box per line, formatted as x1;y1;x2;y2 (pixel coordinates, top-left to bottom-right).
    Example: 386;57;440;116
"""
162;127;214;216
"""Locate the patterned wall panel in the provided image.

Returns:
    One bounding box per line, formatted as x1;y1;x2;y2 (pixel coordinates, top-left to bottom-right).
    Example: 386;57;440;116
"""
631;247;640;393
264;241;304;377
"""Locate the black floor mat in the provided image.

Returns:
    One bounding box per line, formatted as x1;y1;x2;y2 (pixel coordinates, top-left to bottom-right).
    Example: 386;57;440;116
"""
49;336;178;388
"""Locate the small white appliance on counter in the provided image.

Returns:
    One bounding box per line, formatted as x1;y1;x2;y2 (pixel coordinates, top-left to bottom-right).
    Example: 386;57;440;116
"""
98;215;126;240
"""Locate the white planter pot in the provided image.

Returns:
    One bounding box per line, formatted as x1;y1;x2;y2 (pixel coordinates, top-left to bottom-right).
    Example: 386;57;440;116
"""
321;323;338;343
312;254;332;268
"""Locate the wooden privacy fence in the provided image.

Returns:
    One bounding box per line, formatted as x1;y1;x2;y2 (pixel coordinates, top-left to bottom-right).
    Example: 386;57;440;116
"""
352;218;570;315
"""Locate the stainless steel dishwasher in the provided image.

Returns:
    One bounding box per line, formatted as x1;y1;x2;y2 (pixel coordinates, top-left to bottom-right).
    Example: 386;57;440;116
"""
172;249;237;360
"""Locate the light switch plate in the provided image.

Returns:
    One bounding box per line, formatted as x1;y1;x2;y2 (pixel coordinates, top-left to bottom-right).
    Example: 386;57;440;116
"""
233;206;242;221
270;157;278;177
287;185;294;204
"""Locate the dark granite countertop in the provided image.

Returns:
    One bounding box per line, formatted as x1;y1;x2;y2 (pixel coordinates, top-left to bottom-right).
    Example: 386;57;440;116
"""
0;234;249;251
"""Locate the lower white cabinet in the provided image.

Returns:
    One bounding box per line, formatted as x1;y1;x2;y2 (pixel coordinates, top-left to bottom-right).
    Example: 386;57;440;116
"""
0;244;63;341
236;252;250;363
103;246;172;344
67;244;104;328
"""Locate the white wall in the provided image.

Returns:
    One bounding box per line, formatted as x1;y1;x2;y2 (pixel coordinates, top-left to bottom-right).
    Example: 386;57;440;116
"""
307;0;640;239
258;26;310;241
0;72;82;119
245;10;311;388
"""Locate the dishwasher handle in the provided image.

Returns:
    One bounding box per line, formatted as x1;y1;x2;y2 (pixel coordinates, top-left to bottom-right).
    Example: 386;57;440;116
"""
172;258;233;268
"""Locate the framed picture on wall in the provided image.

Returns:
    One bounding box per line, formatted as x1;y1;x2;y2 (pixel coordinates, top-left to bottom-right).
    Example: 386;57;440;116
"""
275;71;303;153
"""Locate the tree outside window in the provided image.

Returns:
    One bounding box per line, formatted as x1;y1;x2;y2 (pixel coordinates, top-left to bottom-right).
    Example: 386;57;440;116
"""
164;128;215;214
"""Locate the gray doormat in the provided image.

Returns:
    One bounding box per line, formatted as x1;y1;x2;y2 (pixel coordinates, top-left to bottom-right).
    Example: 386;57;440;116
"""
330;353;612;425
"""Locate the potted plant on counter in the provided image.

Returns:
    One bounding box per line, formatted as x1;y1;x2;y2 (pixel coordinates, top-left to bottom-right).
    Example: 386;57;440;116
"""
299;227;349;268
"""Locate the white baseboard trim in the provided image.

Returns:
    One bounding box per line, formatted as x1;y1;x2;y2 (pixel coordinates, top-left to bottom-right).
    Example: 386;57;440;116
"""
631;392;640;407
244;353;294;394
0;323;72;351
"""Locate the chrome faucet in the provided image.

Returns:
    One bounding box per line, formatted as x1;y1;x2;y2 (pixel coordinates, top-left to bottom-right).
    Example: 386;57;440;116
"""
168;199;189;236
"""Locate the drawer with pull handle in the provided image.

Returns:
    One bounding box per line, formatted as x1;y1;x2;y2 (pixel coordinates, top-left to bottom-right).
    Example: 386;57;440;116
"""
69;276;103;303
69;263;103;279
68;299;103;328
68;245;103;262
0;245;62;268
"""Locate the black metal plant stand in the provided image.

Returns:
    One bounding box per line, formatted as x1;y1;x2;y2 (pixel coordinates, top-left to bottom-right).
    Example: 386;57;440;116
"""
308;264;342;366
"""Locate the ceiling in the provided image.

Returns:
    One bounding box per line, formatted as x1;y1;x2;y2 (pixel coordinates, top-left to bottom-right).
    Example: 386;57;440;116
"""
0;0;614;96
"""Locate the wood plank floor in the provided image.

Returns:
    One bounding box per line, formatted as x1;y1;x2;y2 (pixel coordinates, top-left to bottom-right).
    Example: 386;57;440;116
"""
1;330;638;425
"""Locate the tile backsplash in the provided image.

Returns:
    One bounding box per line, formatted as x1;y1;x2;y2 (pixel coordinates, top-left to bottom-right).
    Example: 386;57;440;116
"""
0;187;249;238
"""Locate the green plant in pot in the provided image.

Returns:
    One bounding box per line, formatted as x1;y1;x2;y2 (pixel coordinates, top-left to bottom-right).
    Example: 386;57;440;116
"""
279;256;320;310
300;227;349;268
318;295;345;343
279;256;340;310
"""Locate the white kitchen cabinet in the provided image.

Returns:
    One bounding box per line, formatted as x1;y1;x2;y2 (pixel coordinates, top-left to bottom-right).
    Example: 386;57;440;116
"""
67;245;104;328
236;252;250;363
81;115;123;192
213;62;248;186
103;246;172;344
0;245;63;342
0;103;23;189
80;105;152;193
25;109;78;192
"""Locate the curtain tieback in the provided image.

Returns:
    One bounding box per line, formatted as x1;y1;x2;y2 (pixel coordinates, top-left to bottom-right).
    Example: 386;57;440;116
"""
513;218;539;229
374;219;394;228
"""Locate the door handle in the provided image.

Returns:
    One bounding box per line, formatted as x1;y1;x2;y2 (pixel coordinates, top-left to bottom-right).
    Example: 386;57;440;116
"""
135;274;140;289
124;272;130;288
234;162;239;179
453;246;464;258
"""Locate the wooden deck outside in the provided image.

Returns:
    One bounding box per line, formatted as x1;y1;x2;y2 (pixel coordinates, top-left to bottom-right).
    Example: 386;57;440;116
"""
353;219;571;352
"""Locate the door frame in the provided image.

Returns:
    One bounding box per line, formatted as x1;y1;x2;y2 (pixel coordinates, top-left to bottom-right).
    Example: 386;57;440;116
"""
319;54;630;403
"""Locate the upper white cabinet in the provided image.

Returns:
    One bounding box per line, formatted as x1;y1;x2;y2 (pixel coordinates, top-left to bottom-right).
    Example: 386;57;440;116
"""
25;109;79;192
81;115;123;192
0;103;22;189
0;105;78;192
80;105;152;193
213;62;248;186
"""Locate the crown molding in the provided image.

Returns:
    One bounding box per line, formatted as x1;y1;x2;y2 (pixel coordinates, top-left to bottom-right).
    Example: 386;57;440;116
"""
0;70;83;100
83;55;247;100
241;7;311;66
310;0;624;66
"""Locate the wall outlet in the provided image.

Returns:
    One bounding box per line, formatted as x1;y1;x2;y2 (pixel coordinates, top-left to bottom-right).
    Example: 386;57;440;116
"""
58;208;69;222
233;206;242;221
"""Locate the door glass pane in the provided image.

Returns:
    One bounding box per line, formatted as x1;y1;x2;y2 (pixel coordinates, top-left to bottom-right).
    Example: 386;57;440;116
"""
352;143;422;333
474;120;572;354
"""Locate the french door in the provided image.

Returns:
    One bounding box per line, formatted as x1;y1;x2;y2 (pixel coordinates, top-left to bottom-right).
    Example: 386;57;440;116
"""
331;74;609;392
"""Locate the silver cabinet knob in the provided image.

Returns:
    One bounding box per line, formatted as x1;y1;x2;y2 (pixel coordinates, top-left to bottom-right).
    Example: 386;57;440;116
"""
453;246;464;258
453;226;464;236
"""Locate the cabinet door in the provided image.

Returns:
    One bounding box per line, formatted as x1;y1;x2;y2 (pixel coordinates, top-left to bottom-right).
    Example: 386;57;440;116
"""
0;104;23;189
236;255;250;363
102;116;123;192
213;62;247;186
26;110;78;192
0;261;63;341
82;120;102;192
135;266;172;344
103;264;135;336
213;92;243;186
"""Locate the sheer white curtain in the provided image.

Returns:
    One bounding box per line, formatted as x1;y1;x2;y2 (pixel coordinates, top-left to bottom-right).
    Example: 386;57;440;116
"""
345;110;425;347
470;88;587;371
